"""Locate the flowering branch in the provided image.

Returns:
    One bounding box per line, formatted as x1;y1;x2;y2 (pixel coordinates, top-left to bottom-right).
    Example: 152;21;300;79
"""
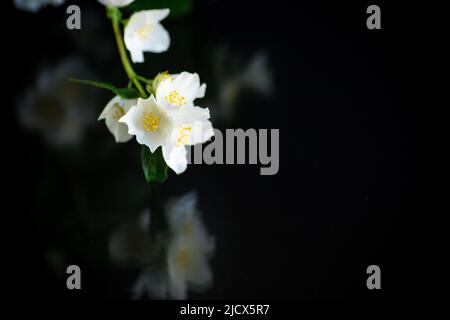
107;6;148;98
70;1;214;182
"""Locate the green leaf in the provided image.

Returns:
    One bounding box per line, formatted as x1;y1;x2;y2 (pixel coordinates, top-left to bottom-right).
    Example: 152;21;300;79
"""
141;146;168;183
124;0;192;18
69;78;140;99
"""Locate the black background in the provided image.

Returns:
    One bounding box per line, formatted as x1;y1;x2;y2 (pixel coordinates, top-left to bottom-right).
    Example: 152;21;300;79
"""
4;0;424;299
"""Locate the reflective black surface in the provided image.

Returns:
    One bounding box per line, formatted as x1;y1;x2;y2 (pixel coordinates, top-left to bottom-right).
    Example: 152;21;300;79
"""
6;0;424;299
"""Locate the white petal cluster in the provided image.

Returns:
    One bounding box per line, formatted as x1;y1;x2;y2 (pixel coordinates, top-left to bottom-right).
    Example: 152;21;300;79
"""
115;72;213;174
124;9;171;63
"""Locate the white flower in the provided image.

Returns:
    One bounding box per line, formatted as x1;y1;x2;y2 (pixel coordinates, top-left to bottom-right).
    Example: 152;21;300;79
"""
119;95;175;152
155;71;207;111
153;71;213;173
14;0;65;12
98;96;137;143
119;95;214;174
97;0;134;7
124;9;171;63
161;109;213;174
166;192;214;300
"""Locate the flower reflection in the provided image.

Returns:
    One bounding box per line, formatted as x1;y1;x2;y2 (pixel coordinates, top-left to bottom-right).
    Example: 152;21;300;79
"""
109;191;215;299
211;47;273;122
17;57;96;146
166;192;214;299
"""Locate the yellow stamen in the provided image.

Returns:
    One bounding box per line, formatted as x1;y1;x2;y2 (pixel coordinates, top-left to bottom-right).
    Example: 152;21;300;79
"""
181;220;193;236
176;125;192;147
160;71;173;82
135;24;152;39
165;90;186;107
113;105;126;120
141;112;160;132
175;247;193;271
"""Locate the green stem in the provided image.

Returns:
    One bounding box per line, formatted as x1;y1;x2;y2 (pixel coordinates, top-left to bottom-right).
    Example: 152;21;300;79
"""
109;7;147;98
137;75;153;85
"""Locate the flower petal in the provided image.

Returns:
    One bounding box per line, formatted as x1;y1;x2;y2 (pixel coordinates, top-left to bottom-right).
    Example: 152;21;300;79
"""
172;72;202;102
145;23;170;53
171;105;210;125
144;8;170;22
162;144;188;174
188;119;214;146
119;96;173;152
99;96;136;143
196;83;207;99
129;48;145;63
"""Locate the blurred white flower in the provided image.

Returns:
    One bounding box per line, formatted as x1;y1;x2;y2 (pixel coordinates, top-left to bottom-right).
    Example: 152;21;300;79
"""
109;209;169;299
14;0;64;12
212;48;273;122
124;9;171;63
220;52;272;112
240;52;273;95
119;95;213;174
97;0;134;7
128;192;215;300
18;57;95;146
166;192;215;300
155;71;207;111
98;96;137;143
